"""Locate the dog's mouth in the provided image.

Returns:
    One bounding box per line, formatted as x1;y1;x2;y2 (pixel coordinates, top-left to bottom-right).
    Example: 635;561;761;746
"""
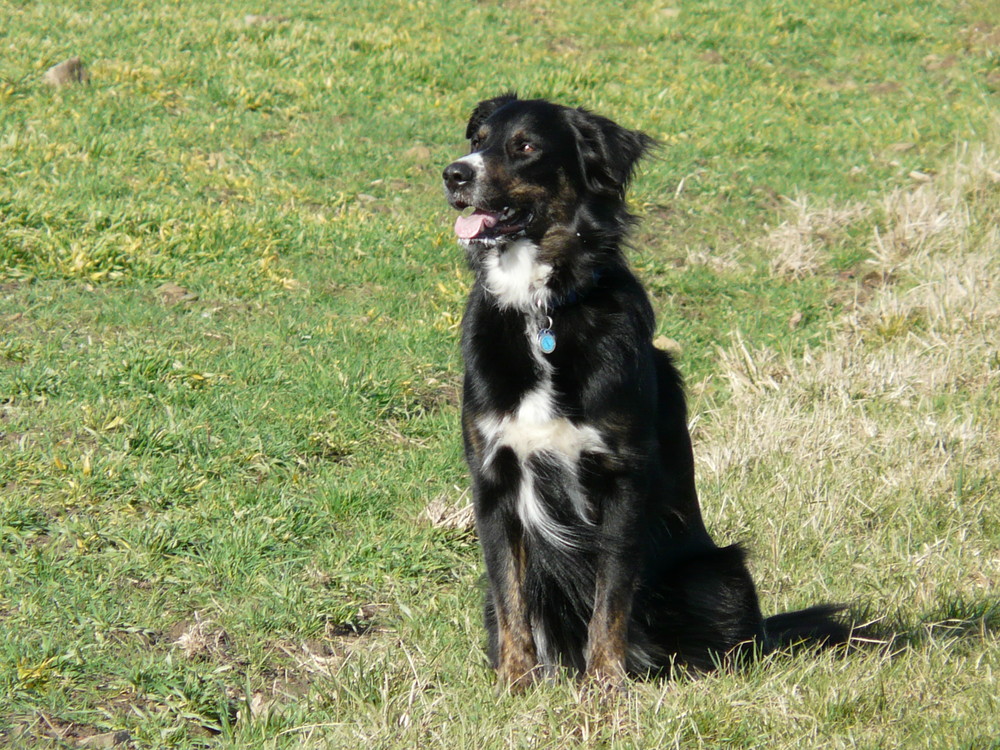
453;206;530;243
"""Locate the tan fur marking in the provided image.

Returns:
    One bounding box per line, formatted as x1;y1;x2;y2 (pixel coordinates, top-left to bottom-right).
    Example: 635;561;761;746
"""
495;540;538;691
462;409;484;460
585;581;630;685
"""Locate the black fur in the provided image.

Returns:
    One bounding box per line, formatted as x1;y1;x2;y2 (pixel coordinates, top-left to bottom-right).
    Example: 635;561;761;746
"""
443;94;847;685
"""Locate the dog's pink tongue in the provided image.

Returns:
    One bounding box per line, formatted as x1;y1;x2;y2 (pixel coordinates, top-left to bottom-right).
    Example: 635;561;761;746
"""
455;210;499;239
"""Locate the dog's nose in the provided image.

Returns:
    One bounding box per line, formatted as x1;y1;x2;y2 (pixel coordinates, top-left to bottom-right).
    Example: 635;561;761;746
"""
443;160;475;190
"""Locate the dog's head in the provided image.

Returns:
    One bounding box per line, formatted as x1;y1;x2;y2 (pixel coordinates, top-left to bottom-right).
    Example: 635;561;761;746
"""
442;94;654;250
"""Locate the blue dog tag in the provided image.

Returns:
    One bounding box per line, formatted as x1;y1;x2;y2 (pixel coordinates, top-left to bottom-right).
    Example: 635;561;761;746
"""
538;328;556;354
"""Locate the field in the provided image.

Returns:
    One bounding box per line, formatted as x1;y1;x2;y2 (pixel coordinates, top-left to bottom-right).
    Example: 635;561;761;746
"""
2;0;999;747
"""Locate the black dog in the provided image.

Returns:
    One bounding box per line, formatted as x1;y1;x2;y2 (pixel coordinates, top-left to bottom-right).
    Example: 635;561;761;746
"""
443;93;845;688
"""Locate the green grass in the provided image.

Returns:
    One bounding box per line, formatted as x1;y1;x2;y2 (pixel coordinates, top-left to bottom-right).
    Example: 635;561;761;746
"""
2;0;999;747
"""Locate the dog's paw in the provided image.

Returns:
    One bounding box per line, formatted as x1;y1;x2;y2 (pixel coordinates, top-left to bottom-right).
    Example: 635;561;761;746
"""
496;663;539;694
583;665;626;694
583;651;627;696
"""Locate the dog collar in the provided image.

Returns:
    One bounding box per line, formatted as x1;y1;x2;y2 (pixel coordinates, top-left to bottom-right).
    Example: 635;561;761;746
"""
548;267;605;311
535;268;605;354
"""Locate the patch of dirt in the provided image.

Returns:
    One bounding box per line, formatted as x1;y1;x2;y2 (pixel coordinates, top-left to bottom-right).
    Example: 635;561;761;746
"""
868;81;901;95
964;21;1000;51
547;37;582;55
407;374;461;413
0;410;27;446
828;267;897;310
300;431;356;466
819;77;859;92
922;54;958;71
155;282;199;306
4;715;132;749
2;311;33;338
264;610;392;691
751;184;784;211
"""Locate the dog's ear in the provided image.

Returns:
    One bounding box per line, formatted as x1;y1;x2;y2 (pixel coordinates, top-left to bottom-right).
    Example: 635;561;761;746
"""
565;107;655;197
465;92;518;140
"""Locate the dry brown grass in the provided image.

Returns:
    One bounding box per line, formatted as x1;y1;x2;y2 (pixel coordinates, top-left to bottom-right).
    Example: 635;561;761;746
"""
765;196;869;279
704;144;999;624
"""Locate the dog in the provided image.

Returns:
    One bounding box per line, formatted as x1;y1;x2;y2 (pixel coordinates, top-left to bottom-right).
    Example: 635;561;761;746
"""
443;93;846;688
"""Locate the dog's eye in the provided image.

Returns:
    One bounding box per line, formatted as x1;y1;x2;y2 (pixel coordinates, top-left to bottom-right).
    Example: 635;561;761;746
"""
517;142;537;154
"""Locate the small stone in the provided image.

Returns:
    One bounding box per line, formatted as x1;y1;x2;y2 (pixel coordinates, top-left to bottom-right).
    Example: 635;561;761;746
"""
43;57;90;86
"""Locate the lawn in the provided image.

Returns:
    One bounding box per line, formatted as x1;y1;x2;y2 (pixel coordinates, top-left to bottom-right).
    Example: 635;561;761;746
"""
1;0;998;747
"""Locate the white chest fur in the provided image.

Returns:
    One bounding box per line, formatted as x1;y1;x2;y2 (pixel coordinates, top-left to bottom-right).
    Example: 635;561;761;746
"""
482;239;553;311
476;378;606;547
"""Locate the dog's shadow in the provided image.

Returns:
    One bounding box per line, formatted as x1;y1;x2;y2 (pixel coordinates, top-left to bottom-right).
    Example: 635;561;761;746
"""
846;595;1000;655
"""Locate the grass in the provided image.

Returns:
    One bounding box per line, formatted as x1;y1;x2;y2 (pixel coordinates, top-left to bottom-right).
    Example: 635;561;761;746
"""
1;0;999;747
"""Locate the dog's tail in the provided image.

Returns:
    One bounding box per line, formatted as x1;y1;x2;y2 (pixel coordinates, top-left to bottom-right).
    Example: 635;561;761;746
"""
762;604;852;652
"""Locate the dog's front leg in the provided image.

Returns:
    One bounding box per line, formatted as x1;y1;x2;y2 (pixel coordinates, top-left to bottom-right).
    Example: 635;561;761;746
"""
585;569;633;686
466;411;538;690
482;526;538;690
585;476;643;686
